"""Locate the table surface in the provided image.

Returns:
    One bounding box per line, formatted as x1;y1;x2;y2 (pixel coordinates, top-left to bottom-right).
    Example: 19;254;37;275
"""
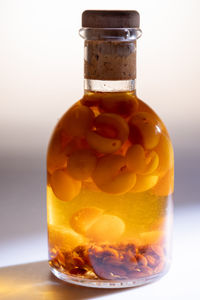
1;204;200;300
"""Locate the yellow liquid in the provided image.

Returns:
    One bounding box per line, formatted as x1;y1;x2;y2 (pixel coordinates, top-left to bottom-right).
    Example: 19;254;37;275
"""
47;91;174;281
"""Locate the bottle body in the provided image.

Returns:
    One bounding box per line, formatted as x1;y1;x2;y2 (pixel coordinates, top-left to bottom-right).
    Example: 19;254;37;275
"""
47;90;174;287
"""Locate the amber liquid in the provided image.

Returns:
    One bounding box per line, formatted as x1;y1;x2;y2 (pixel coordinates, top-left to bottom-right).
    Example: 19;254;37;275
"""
47;91;174;282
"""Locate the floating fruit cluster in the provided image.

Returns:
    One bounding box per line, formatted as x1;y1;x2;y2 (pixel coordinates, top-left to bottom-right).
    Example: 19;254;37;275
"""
49;242;165;280
47;92;174;199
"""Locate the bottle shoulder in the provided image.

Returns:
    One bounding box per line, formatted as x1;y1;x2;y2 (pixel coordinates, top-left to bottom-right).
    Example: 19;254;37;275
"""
48;91;173;149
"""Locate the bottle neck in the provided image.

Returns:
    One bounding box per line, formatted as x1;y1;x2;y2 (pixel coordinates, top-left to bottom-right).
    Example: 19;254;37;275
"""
83;39;137;93
84;79;136;93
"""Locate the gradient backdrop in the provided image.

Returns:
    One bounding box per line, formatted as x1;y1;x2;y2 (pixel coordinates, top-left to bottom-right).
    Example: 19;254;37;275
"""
0;0;199;298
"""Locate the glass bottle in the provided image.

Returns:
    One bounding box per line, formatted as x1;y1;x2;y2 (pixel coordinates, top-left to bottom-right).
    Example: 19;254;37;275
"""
47;10;174;288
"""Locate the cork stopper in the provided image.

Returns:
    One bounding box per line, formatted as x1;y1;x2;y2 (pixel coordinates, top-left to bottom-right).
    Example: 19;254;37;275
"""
82;10;140;28
82;10;140;81
84;40;136;80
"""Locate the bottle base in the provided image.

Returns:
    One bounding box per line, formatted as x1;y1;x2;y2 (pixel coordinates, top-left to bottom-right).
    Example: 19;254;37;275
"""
50;265;168;289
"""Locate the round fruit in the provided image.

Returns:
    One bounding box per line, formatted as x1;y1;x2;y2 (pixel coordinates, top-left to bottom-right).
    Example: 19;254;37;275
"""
70;207;104;234
130;174;158;193
129;112;161;149
50;169;81;201
86;131;121;154
86;214;125;242
92;154;136;194
126;144;159;175
62;104;94;137
94;113;129;143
